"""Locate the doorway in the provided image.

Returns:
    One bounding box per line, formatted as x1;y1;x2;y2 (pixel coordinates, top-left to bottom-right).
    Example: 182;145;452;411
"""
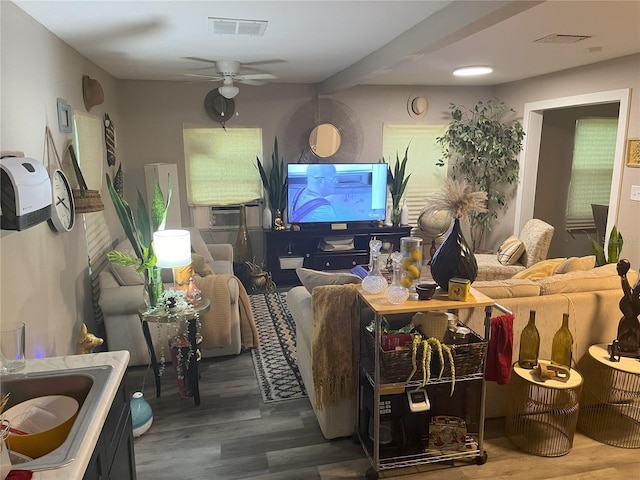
514;89;631;256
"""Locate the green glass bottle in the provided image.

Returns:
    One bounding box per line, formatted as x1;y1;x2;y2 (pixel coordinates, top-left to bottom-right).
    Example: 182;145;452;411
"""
551;313;573;368
518;310;540;369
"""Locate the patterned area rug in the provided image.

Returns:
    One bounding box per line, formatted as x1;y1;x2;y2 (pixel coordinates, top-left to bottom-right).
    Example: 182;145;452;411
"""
249;292;307;403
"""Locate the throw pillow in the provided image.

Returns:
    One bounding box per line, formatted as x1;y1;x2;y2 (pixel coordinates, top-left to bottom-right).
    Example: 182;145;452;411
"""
296;267;362;293
554;255;596;274
174;263;195;290
191;253;214;277
497;235;525;266
512;258;566;279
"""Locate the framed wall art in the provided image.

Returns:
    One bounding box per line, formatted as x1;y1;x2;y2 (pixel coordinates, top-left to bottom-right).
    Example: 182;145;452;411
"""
627;138;640;167
57;98;72;133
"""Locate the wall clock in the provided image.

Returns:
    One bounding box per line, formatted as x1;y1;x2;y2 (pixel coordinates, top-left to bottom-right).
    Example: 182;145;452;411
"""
49;168;75;232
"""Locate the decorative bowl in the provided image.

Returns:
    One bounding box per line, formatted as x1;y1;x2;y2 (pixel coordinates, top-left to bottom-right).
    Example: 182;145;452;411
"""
416;282;438;300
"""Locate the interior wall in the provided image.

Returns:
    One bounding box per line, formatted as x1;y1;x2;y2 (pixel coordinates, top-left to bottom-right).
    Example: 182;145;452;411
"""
495;54;640;267
0;2;120;358
536;104;620;259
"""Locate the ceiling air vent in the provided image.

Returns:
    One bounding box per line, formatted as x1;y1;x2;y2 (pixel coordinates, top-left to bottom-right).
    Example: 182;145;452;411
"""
534;34;592;44
208;17;268;36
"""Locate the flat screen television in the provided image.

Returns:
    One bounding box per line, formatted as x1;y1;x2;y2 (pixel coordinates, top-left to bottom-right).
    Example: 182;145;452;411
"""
287;163;387;226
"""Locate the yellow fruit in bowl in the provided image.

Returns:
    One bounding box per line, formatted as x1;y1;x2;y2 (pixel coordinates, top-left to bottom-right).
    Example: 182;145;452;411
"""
400;276;413;288
410;249;422;262
407;265;421;279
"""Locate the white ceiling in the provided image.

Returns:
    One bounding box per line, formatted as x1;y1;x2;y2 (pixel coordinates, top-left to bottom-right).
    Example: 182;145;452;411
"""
14;0;640;93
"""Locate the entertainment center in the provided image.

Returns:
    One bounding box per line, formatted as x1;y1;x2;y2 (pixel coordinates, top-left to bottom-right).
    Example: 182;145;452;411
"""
264;224;412;286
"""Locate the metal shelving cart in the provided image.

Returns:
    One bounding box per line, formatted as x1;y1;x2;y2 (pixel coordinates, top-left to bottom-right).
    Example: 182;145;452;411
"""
355;286;506;479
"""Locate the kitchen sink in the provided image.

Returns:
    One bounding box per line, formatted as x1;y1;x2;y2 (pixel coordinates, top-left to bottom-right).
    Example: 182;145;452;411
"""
0;365;113;471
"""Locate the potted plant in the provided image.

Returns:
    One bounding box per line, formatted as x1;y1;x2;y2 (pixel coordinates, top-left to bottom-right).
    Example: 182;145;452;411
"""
383;145;411;226
256;137;287;227
588;225;623;266
436;99;524;251
105;173;171;307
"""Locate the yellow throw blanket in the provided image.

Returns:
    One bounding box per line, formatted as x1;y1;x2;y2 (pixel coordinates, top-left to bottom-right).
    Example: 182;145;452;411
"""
311;284;359;410
195;274;259;350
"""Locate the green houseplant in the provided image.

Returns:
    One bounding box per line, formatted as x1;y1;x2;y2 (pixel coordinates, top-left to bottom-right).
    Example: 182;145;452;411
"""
106;173;171;307
383;145;411;226
436;99;524;251
256;137;287;224
588;225;623;266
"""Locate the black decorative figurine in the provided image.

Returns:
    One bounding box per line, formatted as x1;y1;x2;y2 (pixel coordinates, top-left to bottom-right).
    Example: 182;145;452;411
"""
609;259;640;361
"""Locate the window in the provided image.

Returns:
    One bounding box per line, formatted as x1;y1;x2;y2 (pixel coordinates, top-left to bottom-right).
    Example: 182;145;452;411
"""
382;123;448;225
566;118;617;229
183;125;262;206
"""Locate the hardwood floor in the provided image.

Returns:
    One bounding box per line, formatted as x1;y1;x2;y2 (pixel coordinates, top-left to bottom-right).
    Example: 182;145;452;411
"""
127;353;639;480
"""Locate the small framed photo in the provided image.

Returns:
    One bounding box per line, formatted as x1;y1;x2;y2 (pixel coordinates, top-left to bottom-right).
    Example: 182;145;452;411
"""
627;138;640;167
57;99;72;134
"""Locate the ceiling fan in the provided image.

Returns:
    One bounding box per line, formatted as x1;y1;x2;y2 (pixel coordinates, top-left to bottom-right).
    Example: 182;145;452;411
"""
184;58;279;98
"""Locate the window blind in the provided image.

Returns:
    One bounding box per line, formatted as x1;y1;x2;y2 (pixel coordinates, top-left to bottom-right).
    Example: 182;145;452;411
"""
183;125;262;206
566;117;617;229
382;123;448;225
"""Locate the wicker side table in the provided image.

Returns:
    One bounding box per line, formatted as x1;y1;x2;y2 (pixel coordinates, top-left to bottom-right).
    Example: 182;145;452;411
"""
505;361;583;457
577;344;640;448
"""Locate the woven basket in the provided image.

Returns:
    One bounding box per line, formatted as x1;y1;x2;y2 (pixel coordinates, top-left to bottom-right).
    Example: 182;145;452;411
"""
73;189;104;213
68;144;105;213
364;324;488;384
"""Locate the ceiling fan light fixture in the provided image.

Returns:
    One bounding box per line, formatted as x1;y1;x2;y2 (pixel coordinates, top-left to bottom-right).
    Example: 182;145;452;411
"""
453;66;493;77
219;84;239;99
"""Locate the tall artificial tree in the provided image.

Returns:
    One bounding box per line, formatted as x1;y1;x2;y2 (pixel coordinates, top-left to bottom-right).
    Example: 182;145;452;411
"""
437;99;524;251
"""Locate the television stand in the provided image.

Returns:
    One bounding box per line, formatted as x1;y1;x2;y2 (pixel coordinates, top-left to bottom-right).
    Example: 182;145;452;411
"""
264;224;412;286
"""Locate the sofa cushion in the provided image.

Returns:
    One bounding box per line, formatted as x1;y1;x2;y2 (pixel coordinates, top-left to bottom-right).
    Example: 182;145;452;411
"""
554;255;596;274
497;235;525;265
186;226;215;265
472;278;541;298
512;258;566;279
296;268;361;293
192;253;214;277
535;263;626;295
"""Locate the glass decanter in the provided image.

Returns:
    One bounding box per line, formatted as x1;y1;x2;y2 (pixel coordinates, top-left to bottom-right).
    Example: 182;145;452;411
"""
385;252;410;304
362;238;388;294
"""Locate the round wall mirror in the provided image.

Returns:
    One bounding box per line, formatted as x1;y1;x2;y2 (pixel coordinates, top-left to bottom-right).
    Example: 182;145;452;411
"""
309;123;341;158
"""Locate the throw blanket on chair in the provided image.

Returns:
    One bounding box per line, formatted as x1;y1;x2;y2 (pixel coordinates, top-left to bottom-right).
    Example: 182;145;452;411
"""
311;284;359;410
195;274;259;350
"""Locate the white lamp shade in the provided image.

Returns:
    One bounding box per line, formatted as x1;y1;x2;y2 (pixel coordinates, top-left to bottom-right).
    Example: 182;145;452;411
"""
153;229;191;268
219;84;239;99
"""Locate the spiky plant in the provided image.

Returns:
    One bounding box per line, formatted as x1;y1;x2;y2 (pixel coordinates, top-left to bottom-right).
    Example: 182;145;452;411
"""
588;225;623;266
106;173;171;306
383;145;411;224
256;137;287;213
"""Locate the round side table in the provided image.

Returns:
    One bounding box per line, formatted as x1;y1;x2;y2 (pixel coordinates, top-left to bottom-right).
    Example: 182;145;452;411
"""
505;361;583;457
577;344;640;448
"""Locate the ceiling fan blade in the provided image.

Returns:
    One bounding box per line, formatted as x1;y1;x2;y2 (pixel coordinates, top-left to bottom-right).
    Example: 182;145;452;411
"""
183;56;218;65
239;73;277;81
237;79;265;86
242;59;287;67
183;73;223;82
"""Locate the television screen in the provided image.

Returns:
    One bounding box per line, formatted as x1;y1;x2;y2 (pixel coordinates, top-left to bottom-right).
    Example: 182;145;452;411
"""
287;163;388;224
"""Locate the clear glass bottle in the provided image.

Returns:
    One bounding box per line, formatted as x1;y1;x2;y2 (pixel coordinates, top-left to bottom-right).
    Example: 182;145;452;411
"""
551;313;573;368
400;237;423;292
385;252;410;304
362;238;388;294
518;310;540;369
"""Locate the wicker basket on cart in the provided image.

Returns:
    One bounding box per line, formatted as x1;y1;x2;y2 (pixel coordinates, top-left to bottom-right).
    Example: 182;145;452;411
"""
363;324;488;384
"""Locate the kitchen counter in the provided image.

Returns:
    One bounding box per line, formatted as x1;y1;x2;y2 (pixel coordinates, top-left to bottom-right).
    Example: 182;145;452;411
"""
3;351;130;479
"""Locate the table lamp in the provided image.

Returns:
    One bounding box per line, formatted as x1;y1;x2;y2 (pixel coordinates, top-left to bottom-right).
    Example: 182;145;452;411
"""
153;229;191;288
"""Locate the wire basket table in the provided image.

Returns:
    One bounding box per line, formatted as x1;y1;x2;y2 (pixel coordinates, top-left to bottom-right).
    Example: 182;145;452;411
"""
577;344;640;448
506;361;583;457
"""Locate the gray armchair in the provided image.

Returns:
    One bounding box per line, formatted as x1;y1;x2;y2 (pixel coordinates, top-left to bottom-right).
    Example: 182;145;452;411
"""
99;227;241;366
474;219;555;281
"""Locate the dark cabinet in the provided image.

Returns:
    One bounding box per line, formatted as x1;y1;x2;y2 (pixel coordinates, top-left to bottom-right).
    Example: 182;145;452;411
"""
264;225;412;286
84;372;136;480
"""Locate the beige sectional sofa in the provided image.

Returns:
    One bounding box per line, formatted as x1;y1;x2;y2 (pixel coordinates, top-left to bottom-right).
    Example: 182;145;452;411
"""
287;262;637;437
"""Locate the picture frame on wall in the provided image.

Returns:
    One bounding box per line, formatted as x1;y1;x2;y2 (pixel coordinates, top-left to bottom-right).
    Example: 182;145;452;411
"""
57;99;72;134
627;138;640;167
